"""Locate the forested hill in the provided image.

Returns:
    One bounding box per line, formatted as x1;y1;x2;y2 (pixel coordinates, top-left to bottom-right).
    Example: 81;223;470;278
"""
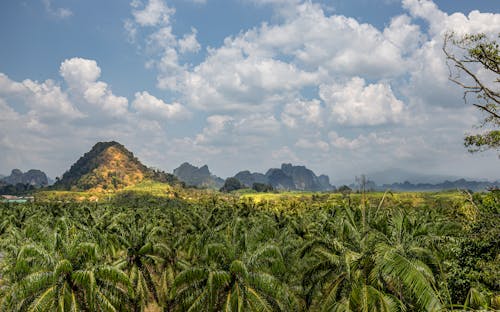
53;141;177;191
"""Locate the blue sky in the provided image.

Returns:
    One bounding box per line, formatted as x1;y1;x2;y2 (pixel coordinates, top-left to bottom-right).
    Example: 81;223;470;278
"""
0;0;499;184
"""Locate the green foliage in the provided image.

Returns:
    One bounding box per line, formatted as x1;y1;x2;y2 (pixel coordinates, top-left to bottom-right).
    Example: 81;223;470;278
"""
220;177;244;192
464;130;500;153
444;33;500;155
0;183;36;196
337;185;352;196
252;183;274;193
0;190;498;311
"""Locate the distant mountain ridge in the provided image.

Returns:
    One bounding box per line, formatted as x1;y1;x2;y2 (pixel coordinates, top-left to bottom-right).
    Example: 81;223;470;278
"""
347;178;499;192
173;162;224;189
233;163;335;191
366;168;461;184
1;169;49;187
53;141;177;191
0;169;49;195
3;142;498;193
379;179;500;192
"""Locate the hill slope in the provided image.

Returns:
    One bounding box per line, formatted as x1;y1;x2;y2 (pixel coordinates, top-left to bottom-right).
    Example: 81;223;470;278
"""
54;141;176;191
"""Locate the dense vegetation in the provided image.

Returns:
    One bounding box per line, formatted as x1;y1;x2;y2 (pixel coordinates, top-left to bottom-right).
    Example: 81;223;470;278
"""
0;183;36;196
0;189;498;311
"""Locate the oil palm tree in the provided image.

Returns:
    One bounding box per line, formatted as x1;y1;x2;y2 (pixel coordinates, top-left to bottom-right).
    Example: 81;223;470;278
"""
370;210;445;311
111;214;171;312
173;217;297;311
1;218;131;311
301;204;445;311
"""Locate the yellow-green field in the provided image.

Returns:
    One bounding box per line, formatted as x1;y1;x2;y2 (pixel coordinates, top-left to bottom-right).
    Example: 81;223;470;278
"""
35;181;468;206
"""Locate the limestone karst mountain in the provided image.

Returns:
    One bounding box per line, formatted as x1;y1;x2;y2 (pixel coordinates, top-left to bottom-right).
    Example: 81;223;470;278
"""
1;169;49;187
53;141;177;191
233;164;335;191
173;162;224;189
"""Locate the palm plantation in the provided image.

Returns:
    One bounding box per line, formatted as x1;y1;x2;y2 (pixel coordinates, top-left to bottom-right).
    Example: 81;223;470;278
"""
0;190;498;311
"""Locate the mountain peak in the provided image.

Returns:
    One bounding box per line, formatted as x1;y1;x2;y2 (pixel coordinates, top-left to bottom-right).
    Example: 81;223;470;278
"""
54;141;176;191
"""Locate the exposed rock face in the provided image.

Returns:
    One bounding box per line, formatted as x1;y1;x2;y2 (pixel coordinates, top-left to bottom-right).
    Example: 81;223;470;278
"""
233;170;268;187
173;162;224;189
280;163;323;191
318;175;335;191
2;169;49;187
53;141;177;191
265;168;296;190
232;164;334;191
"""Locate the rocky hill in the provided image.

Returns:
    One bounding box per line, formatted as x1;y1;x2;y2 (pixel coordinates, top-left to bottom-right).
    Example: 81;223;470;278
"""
233;170;268;187
233;163;335;191
1;169;49;187
173;162;224;189
53;141;177;191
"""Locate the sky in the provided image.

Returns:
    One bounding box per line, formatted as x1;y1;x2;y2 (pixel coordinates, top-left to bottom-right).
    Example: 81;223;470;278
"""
0;0;499;184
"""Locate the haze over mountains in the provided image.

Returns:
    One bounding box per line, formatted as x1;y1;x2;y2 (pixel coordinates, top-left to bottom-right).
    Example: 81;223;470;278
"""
1;141;499;192
365;168;462;185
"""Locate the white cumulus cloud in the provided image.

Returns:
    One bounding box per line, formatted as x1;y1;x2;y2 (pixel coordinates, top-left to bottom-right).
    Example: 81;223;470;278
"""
132;91;190;120
131;0;175;27
60;58;129;116
319;77;404;126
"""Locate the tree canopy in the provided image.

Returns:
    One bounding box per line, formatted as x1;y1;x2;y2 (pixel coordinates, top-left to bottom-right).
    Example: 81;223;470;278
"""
443;32;500;155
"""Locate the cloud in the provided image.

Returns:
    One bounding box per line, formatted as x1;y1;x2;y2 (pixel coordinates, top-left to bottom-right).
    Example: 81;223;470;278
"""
180;54;318;112
281;99;323;128
319;77;404;126
3;0;500;182
131;0;175;27
119;0;499;180
0;57;193;178
60;58;129;116
178;28;201;54
0;73;83;120
146;1;412;114
60;58;101;87
383;14;426;55
132;91;190;119
42;0;73;19
125;0;201;91
193;114;280;146
295;138;329;152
